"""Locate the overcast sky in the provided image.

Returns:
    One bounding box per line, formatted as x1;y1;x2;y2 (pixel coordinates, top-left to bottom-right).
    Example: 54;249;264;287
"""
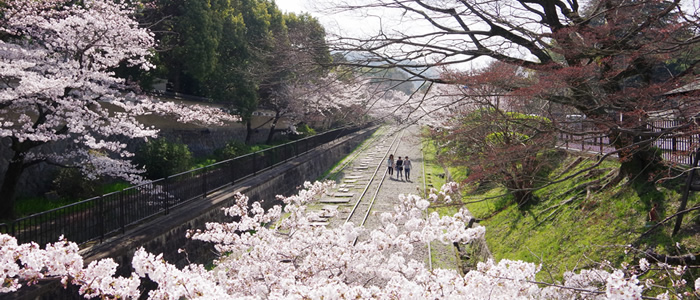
275;0;384;37
275;0;307;14
276;0;700;36
275;0;699;71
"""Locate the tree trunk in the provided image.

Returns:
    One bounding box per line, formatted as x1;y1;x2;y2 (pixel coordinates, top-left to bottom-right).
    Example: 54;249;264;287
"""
505;174;533;207
265;111;281;144
513;189;533;206
245;120;253;145
169;61;182;92
609;129;663;181
0;152;25;220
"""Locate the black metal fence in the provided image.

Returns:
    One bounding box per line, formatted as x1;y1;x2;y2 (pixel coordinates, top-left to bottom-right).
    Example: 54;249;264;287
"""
0;125;368;246
558;119;699;165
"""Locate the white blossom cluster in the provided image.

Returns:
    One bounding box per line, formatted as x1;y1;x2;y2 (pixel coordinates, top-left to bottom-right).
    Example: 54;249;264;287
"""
2;182;694;299
285;73;415;124
0;234;140;297
0;0;238;183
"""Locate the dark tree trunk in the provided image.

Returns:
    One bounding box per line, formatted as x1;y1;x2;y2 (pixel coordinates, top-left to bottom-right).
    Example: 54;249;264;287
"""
505;173;533;207
0;137;43;220
672;148;700;236
265;111;281;144
169;62;182;92
513;189;533;206
609;129;663;181
245;120;253;145
0;152;25;220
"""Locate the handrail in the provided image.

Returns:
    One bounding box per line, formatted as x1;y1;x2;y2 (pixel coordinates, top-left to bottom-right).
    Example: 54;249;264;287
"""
0;124;372;246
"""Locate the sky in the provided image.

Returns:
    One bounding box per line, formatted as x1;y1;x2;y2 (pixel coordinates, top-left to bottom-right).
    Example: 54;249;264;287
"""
275;0;307;14
275;0;699;72
276;0;700;37
275;0;383;37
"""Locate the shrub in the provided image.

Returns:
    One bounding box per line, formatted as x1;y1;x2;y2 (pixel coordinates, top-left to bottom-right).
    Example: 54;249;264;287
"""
52;168;98;200
214;140;251;160
133;138;192;180
296;123;316;137
290;123;316;140
433;108;557;206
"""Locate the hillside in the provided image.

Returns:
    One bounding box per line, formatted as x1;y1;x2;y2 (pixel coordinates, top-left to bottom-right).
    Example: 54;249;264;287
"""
423;142;700;284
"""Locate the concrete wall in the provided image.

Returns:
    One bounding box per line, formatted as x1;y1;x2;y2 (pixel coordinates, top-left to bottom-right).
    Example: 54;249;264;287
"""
10;126;376;300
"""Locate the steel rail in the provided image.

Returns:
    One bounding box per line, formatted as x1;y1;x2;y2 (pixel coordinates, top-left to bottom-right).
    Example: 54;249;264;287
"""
343;128;403;225
345;128;406;246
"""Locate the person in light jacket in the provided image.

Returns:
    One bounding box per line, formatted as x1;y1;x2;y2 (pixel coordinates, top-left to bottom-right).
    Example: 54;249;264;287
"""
387;154;395;177
403;156;412;181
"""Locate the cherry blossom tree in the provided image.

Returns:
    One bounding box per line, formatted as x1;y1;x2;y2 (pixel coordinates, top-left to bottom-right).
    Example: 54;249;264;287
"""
433;107;557;206
1;181;696;298
326;0;700;181
425;61;560;206
276;71;409;128
0;0;238;219
256;12;333;143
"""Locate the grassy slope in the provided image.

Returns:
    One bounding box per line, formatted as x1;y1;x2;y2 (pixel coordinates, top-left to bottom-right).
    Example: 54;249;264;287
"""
423;137;700;280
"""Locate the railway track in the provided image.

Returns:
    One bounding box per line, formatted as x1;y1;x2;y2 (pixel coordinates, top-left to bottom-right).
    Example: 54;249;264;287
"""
313;126;433;268
342;129;405;238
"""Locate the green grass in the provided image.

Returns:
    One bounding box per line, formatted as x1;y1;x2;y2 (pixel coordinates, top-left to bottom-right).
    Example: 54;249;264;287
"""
192;158;218;169
14;197;76;217
100;181;132;194
455;154;700;280
11;181;133;219
422;129;700;284
319;126;384;181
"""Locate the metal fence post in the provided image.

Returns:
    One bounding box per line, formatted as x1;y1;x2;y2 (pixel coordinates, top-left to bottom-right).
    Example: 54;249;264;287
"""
164;176;170;215
202;167;208;198
234;159;236;185
99;195;105;243
120;191;125;234
253;152;257;176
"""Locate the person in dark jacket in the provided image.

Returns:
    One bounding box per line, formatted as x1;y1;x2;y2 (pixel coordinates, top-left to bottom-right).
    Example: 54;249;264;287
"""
396;156;404;180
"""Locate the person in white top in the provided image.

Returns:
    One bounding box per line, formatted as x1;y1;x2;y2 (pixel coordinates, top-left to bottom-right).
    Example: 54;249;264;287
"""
387;154;395;177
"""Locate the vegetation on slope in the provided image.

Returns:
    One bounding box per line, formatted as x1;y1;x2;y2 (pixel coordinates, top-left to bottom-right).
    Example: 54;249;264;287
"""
423;136;700;281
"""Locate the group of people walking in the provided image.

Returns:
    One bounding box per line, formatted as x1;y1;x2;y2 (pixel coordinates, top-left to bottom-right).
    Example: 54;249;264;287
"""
387;154;412;181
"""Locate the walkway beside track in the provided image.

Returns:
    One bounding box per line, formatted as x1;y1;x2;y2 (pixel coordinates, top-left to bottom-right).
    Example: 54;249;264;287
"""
313;125;460;272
